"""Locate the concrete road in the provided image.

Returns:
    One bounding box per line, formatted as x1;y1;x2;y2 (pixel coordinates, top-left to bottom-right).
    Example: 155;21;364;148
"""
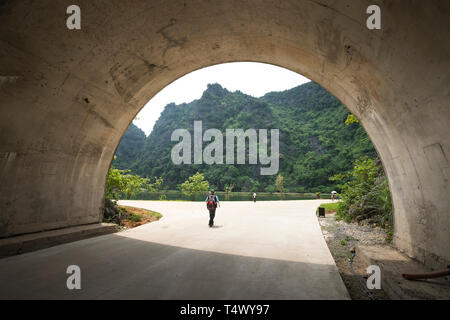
0;200;349;299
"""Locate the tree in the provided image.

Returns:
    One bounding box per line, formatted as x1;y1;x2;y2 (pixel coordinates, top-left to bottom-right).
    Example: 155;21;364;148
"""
224;183;235;201
250;180;260;193
180;172;210;201
106;168;149;201
275;174;285;200
105;167;124;201
147;177;164;198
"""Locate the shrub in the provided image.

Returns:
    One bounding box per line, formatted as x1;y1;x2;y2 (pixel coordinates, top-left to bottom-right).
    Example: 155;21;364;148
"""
330;156;393;240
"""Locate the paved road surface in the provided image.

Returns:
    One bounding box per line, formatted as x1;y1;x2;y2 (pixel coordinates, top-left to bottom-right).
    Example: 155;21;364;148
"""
0;200;349;299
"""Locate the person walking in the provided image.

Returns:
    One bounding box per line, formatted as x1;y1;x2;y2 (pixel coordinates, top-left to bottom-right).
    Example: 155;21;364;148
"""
253;192;257;203
331;191;337;202
205;190;220;227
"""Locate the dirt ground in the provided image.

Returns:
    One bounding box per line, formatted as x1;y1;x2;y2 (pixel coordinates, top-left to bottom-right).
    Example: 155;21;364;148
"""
318;211;391;300
118;205;162;229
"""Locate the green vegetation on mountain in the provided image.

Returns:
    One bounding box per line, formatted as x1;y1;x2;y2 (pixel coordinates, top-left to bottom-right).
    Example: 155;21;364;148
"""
113;82;376;193
113;123;146;170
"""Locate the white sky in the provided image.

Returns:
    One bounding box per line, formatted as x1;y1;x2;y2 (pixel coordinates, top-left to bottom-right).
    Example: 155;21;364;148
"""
133;62;310;135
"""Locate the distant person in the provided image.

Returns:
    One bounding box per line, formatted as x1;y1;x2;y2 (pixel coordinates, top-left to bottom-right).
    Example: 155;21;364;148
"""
205;190;220;227
331;191;337;202
253;192;257;203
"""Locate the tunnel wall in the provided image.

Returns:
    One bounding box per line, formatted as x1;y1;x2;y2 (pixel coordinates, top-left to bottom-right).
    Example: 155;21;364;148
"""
0;0;449;268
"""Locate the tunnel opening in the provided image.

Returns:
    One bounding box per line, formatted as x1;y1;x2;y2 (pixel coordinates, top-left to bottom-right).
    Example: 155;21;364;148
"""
109;62;384;203
0;1;448;272
106;62;392;258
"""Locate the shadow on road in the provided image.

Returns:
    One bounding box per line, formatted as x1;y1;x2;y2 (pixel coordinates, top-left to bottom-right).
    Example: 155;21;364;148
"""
0;233;349;299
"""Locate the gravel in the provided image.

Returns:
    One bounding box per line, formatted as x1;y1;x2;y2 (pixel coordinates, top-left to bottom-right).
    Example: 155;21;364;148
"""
320;213;387;246
318;212;391;300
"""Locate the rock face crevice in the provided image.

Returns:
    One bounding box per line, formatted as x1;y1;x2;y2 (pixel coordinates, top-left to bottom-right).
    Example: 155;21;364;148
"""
0;1;449;268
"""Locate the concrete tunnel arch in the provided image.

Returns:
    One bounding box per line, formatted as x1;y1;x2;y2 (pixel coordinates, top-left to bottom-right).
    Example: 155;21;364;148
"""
0;1;449;268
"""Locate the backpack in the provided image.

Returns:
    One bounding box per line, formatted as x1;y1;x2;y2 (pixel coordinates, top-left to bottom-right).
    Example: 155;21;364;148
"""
207;195;217;210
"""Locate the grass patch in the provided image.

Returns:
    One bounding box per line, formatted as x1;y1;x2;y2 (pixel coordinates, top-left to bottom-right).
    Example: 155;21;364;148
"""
320;202;339;211
128;213;143;222
317;202;340;215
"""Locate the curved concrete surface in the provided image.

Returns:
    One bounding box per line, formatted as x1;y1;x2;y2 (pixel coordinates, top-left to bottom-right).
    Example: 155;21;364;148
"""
0;200;349;299
0;1;449;268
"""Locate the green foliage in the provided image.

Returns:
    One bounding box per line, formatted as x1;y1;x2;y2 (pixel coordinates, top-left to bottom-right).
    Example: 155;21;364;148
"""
345;114;359;125
180;172;210;201
115;82;376;192
224;183;235;201
112;123;146;170
146;177;165;197
105;168;123;200
106;167;161;201
275;174;284;199
106;168;149;201
330;156;393;240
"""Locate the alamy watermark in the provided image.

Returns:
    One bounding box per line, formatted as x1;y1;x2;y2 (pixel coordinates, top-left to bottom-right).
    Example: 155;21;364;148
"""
367;265;381;289
66;265;81;290
171;121;279;175
66;5;81;30
66;5;380;31
366;5;381;30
